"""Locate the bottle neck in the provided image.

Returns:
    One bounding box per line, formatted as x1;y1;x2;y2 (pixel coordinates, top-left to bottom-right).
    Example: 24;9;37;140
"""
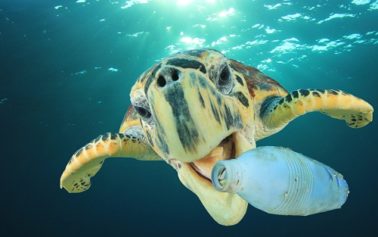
211;159;242;193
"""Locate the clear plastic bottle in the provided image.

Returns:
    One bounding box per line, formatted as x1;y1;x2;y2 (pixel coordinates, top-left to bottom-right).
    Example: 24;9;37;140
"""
211;146;349;216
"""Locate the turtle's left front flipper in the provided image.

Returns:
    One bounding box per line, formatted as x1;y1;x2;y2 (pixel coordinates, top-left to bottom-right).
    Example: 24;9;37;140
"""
60;132;160;193
259;89;373;138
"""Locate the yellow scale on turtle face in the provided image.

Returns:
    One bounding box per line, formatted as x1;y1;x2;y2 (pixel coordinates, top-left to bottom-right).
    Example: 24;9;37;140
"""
60;49;373;226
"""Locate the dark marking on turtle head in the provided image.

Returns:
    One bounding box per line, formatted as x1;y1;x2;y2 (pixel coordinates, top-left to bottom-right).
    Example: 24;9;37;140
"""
199;75;220;101
198;91;205;108
235;75;244;86
139;70;149;83
189;72;197;86
210;100;221;123
163;84;200;152
223;104;242;130
198;74;208;88
223;106;232;130
144;63;162;95
216;93;222;105
208;64;218;84
157;132;169;155
166;58;206;74
234;91;249;107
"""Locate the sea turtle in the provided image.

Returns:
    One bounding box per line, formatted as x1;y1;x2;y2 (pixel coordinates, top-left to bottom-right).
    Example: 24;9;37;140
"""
60;49;373;226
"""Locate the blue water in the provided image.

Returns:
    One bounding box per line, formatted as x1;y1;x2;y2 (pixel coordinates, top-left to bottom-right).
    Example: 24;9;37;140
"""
1;0;377;236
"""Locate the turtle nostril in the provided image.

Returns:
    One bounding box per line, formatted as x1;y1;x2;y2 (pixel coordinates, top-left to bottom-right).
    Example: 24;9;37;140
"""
157;75;166;87
157;68;181;88
172;69;179;81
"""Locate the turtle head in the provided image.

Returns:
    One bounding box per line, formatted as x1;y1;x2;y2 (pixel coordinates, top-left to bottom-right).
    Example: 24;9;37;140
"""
130;49;255;225
130;49;254;163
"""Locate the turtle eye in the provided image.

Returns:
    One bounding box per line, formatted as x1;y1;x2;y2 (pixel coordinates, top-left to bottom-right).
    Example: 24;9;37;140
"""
135;106;151;120
217;65;233;94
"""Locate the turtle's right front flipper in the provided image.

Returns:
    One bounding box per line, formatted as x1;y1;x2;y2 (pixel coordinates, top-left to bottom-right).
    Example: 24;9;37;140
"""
60;132;160;193
257;89;373;140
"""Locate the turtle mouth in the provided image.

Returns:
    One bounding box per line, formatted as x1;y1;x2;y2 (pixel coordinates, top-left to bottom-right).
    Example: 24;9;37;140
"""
189;134;236;183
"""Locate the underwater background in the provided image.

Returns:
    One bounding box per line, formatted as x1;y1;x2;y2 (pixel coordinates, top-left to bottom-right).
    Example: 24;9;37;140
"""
1;0;377;236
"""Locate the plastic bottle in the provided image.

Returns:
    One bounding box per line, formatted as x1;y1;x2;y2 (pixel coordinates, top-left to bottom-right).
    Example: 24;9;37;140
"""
211;146;349;216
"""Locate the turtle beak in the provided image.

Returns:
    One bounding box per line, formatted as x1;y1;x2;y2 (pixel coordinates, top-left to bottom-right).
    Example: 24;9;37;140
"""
175;132;254;226
178;163;248;226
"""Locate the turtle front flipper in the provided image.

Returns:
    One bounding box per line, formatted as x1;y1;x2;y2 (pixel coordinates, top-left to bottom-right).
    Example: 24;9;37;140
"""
60;131;160;193
259;89;373;139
